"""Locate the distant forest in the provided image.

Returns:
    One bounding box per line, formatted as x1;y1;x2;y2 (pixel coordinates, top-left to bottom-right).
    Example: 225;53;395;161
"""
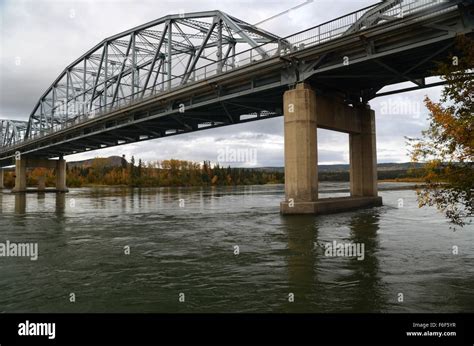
2;157;283;188
1;156;423;188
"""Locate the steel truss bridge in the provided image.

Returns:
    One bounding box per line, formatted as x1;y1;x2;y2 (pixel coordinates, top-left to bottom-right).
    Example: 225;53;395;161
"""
1;0;473;167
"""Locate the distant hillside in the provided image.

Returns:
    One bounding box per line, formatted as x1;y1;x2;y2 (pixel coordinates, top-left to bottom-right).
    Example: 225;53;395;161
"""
68;156;127;169
251;163;425;181
67;158;424;172
256;162;424;173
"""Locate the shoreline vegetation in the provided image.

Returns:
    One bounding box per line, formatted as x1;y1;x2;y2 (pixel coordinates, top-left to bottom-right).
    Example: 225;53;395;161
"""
1;156;426;189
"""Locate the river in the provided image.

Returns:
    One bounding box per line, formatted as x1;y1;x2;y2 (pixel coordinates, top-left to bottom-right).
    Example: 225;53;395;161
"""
0;182;472;313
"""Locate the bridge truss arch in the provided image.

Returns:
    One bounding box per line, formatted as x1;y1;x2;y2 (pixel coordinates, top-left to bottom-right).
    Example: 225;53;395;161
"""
24;10;285;139
0;120;28;147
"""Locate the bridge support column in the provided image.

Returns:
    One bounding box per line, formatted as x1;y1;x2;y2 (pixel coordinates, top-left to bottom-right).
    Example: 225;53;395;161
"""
38;175;46;192
12;158;27;193
280;83;382;215
0;168;4;189
280;83;318;213
55;158;68;193
350;106;378;197
12;157;69;193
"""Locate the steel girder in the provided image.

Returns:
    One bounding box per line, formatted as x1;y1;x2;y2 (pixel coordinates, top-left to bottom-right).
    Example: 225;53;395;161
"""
0;120;28;147
297;0;472;102
344;0;404;35
23;10;283;140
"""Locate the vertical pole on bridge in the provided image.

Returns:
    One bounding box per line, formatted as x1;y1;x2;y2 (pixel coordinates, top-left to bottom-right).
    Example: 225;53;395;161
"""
167;20;172;91
131;33;136;100
104;42;108;107
217;19;223;74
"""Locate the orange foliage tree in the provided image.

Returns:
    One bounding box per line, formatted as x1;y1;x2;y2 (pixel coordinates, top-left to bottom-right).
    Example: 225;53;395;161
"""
408;35;473;227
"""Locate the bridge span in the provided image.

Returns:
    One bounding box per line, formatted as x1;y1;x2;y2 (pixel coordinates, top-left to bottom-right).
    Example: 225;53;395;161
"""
1;0;473;214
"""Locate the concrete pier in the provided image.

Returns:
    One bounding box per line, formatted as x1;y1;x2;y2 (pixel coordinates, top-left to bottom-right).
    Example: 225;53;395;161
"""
350;105;378;197
55;158;68;192
280;83;382;215
0;168;4;189
282;82;318;204
12;158;27;193
38;175;46;192
12;156;68;193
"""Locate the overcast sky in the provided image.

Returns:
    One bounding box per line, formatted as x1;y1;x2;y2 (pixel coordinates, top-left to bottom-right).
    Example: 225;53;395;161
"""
0;0;442;166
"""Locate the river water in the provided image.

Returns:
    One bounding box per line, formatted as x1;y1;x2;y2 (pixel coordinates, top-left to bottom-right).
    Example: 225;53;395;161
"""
0;182;473;313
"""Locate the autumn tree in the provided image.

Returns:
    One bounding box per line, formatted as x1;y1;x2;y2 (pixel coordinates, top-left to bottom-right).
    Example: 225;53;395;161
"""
129;155;136;185
89;158;109;183
138;159;143;178
408;35;473;227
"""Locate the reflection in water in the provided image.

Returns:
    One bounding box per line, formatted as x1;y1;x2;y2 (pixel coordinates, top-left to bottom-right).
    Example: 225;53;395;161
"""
14;193;26;214
281;211;386;312
137;188;143;210
56;193;66;217
348;210;384;312
282;215;319;312
13;193;67;216
121;188;128;212
37;192;46;208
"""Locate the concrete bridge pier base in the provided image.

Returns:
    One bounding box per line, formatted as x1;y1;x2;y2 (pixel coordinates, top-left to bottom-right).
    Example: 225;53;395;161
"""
12;157;68;193
280;83;382;215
